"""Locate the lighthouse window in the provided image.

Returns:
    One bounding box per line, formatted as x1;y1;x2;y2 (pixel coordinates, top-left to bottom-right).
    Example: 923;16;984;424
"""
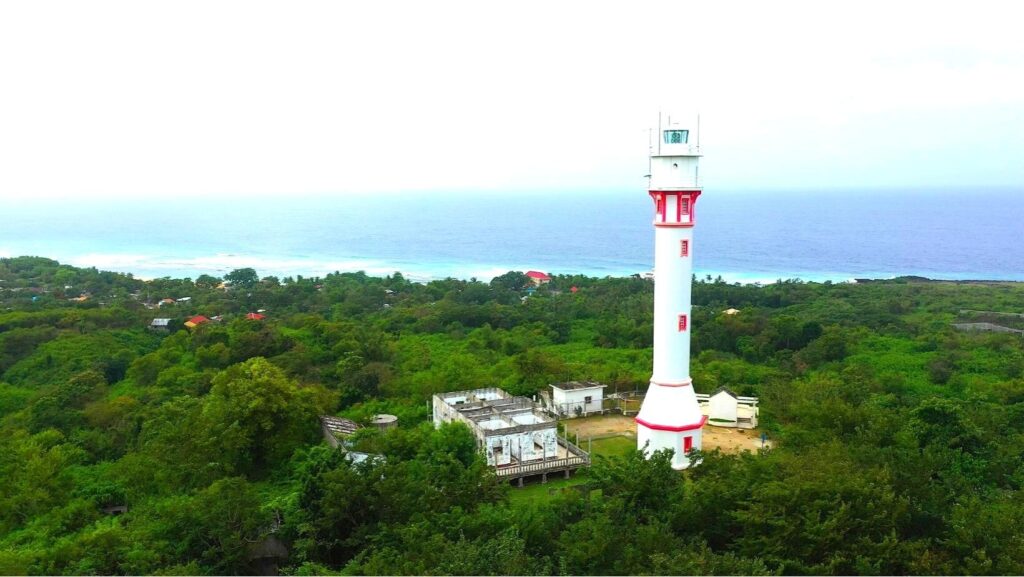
678;314;688;332
680;240;689;257
663;129;688;144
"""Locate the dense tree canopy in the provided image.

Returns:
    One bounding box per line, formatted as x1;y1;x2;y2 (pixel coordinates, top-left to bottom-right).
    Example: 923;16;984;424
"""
3;255;1024;574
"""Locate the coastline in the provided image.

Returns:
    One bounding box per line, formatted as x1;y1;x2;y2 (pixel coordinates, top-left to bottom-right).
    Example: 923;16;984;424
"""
2;251;1022;285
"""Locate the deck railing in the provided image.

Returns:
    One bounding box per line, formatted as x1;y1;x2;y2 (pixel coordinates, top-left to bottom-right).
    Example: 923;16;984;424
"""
495;438;590;478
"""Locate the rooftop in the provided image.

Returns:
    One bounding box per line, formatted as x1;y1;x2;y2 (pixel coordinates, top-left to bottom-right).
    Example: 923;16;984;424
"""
551;380;606;391
320;415;361;437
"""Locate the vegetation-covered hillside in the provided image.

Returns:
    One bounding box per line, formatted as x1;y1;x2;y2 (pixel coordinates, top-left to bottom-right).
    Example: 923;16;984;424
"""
2;256;1024;575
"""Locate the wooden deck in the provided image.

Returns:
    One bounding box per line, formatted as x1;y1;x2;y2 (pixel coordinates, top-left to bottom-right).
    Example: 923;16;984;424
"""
495;438;590;482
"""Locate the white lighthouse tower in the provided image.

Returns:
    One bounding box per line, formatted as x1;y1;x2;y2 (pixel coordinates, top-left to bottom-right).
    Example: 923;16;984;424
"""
636;116;707;470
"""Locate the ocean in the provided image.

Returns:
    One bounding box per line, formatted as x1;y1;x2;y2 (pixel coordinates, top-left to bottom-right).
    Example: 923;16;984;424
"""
2;188;1022;283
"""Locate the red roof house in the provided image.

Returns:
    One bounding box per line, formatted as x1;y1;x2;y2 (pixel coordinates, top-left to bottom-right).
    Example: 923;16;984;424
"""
184;315;210;329
246;312;266;320
525;270;551;286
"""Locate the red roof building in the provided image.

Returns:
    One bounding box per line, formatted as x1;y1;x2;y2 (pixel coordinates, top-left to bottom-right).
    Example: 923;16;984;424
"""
525;270;551;286
246;312;266;320
184;315;210;329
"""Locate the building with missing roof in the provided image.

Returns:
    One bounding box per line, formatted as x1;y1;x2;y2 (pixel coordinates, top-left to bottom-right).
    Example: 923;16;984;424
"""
432;388;589;485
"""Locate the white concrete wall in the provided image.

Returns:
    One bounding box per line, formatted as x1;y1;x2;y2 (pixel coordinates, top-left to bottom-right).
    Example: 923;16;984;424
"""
432;396;449;427
638;425;703;470
651;225;694;383
649;156;700;190
552;387;604;416
484;427;558;467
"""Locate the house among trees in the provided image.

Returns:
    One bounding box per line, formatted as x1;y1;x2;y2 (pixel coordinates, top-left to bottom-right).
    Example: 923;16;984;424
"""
184;315;210;329
246;312;266;320
696;387;760;429
433;388;589;485
547;381;606;417
149;318;171;331
525;270;551;286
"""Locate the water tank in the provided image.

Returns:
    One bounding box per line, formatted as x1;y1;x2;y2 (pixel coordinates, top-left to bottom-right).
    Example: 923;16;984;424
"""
371;414;398;431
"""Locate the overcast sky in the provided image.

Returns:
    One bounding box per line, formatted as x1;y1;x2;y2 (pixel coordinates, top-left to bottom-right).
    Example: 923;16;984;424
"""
1;0;1021;200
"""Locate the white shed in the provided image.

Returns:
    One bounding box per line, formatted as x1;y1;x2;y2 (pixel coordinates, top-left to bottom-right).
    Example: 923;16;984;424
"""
701;387;759;429
550;381;606;417
708;388;739;425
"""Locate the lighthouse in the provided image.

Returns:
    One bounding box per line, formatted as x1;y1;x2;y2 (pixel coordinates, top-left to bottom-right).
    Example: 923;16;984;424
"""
636;116;707;470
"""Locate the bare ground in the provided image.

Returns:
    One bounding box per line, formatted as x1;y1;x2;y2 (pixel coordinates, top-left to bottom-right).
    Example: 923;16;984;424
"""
564;414;769;454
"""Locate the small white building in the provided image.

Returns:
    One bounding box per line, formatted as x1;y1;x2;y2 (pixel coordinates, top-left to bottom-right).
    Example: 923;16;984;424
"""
696;388;760;429
433;388;589;482
549;381;606;417
149;318;172;331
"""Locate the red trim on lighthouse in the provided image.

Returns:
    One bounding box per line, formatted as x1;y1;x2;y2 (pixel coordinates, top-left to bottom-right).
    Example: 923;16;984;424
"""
650;190;701;227
636;415;708;432
650;378;692;387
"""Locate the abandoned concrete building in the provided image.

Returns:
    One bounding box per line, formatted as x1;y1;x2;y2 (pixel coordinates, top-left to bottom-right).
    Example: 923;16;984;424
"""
432;387;590;485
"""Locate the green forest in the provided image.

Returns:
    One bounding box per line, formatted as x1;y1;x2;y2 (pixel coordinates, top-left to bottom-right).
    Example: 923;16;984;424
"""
2;255;1024;575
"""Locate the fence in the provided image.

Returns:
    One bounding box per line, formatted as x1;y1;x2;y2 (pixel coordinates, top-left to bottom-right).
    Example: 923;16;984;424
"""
494;437;591;479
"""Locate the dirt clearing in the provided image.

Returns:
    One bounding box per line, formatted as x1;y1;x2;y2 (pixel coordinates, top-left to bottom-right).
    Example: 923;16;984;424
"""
563;414;769;455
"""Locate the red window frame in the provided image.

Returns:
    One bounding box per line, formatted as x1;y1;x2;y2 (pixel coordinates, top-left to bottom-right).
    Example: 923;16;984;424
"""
680;239;689;257
683;436;693;453
678;314;687;332
680;197;690;216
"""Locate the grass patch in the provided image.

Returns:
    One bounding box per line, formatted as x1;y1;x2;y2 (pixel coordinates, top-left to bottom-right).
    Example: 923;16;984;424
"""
506;472;591;505
588;436;637;459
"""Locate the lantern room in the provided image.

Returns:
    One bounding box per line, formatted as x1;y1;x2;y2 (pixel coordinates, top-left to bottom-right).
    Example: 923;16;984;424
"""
649;119;701;191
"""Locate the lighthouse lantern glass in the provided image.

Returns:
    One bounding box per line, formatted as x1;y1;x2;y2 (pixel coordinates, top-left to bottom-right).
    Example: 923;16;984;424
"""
663;130;688;144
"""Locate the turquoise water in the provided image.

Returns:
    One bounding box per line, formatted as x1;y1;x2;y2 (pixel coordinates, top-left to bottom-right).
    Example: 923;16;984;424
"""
1;188;1022;282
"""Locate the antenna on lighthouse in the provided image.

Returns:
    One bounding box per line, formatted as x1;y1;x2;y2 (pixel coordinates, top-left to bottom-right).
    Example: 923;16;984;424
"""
657;110;662;156
647;128;653;183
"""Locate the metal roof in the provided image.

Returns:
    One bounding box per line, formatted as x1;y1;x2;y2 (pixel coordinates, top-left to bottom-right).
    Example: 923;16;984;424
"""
320;415;361;437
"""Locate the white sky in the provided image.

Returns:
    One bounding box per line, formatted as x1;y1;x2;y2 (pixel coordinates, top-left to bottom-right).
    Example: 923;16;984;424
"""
1;0;1022;200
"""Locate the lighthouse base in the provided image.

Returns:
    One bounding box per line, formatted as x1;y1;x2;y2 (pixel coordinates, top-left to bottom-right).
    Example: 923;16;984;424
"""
636;381;708;470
